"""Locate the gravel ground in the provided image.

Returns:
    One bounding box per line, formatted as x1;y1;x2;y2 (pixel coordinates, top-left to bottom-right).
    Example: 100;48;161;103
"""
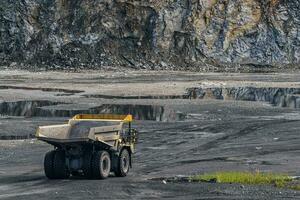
0;71;300;199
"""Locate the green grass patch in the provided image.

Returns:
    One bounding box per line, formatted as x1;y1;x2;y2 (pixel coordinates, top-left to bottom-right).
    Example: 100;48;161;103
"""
190;171;300;190
290;184;300;190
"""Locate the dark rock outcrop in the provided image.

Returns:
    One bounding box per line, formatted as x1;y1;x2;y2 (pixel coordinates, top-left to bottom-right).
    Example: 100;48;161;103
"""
187;87;300;108
1;0;300;71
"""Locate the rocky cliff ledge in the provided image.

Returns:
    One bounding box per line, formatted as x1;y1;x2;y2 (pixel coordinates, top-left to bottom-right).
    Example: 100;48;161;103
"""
1;0;299;71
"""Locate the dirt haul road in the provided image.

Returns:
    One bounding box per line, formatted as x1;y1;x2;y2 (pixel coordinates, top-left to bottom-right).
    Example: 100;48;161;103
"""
0;71;300;199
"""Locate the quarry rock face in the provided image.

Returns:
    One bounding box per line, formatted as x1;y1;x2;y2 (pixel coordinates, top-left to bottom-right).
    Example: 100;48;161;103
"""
0;0;299;70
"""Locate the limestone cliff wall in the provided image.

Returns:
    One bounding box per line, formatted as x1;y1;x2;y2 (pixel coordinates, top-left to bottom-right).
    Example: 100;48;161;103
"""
1;0;299;70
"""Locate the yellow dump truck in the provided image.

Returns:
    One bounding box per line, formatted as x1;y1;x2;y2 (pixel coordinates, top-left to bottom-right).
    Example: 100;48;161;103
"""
36;114;138;179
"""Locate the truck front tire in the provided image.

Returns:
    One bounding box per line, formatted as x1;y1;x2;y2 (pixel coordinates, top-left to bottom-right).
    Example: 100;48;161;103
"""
92;151;111;179
115;148;130;177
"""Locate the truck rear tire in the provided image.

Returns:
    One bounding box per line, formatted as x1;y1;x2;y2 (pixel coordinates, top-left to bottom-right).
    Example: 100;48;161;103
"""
53;150;70;179
115;148;130;177
44;150;56;179
92;151;111;179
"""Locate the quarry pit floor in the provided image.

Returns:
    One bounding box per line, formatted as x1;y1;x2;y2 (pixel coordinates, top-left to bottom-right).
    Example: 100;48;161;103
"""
0;70;300;199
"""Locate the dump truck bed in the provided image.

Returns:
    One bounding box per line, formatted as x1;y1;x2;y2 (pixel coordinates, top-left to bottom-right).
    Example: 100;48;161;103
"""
36;114;132;147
